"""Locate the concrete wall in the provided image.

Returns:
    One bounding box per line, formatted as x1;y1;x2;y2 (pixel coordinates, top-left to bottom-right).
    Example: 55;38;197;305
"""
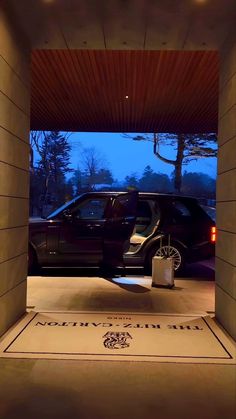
217;28;236;340
0;6;30;336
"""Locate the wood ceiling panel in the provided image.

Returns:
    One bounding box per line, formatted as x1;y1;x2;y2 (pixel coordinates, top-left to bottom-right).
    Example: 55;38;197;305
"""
31;49;219;133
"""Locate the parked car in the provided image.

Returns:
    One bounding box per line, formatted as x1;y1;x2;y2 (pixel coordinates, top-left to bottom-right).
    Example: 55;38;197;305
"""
28;191;215;274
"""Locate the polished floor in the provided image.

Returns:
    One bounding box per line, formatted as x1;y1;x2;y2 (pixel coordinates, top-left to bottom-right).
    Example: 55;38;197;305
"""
0;262;235;419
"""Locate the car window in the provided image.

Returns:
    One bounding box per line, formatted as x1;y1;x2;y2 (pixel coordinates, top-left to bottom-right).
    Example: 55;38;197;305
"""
173;200;191;216
112;193;137;218
73;198;108;220
135;199;161;235
47;196;79;219
171;199;192;223
200;205;216;222
137;200;152;217
135;200;152;233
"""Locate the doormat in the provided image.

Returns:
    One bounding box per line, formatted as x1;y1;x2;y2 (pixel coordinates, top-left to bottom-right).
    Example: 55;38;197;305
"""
0;311;235;364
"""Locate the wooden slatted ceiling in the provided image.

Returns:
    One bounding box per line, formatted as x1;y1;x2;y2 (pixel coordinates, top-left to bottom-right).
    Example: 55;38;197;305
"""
31;50;219;133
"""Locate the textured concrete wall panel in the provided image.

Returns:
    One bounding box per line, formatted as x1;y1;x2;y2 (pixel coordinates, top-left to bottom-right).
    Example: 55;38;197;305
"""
0;196;29;230
218;105;236;146
0;8;30;86
216;168;236;202
216;230;236;268
0;92;29;142
0;162;29;198
0;6;30;337
0;56;30;114
0;253;27;298
0;127;29;170
219;72;236;118
215;257;236;300
219;28;236;90
216;201;236;234
215;285;236;341
0;226;28;264
0;281;27;337
217;136;236;174
217;30;236;339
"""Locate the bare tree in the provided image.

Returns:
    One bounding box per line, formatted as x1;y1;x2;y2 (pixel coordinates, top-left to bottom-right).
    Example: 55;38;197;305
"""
80;147;109;190
30;130;45;171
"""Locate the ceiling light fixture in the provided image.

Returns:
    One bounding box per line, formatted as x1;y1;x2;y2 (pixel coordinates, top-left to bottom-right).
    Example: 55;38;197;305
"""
125;95;129;99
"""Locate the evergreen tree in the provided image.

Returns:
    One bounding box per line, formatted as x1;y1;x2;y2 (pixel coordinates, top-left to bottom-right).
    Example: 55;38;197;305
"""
181;171;216;199
30;131;72;216
124;173;139;190
95;168;114;185
138;165;172;192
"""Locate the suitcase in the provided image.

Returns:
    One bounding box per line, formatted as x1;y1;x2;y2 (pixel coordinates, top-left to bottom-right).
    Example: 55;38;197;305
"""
152;256;174;288
152;235;175;288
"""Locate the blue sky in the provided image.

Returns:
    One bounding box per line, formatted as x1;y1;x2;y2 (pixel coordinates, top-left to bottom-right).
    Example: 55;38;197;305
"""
67;132;217;181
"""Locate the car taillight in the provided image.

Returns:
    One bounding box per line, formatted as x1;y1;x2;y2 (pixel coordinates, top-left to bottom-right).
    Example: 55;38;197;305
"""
211;226;216;242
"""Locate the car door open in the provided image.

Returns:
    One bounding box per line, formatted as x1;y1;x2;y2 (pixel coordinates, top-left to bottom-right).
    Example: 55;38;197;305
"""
102;191;138;270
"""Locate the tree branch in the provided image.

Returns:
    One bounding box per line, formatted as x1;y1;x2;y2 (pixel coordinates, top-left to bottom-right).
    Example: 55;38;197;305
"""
153;133;176;165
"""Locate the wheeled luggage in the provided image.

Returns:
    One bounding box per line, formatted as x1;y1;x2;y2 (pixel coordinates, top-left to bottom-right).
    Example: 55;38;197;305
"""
152;235;175;288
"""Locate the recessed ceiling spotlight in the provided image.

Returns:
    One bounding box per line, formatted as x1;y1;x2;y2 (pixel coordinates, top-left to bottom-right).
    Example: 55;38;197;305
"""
125;95;129;99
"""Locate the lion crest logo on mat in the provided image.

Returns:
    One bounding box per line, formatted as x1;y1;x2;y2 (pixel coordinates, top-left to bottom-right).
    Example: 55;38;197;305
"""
103;332;132;349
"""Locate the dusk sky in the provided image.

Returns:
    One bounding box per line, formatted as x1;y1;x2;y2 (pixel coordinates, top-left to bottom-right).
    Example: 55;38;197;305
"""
67;132;217;182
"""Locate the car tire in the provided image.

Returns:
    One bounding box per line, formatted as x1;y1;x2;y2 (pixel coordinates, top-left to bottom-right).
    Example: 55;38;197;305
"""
145;240;185;275
28;245;38;275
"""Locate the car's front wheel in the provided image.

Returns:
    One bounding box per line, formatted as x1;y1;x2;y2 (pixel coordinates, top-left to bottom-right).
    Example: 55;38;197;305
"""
146;241;185;274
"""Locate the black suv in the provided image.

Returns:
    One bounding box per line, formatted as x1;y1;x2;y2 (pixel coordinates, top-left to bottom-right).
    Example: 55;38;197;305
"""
28;191;215;274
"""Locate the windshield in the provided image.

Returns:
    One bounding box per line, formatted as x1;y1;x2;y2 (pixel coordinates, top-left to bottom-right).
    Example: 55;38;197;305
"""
46;196;80;219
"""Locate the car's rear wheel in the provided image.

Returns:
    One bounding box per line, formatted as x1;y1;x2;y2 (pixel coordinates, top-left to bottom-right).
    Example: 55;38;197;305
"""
146;241;185;275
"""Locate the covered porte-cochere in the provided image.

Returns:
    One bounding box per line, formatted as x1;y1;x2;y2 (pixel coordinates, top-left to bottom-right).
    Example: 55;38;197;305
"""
0;0;235;341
